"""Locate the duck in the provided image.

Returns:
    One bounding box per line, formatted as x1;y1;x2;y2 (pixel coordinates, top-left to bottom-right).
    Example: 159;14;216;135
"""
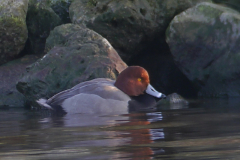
36;66;166;115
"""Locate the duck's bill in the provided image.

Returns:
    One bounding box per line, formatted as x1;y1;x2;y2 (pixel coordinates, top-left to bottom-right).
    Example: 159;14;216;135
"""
146;84;166;99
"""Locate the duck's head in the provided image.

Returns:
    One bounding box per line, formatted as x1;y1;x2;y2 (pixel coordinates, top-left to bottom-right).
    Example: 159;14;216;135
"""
114;66;166;98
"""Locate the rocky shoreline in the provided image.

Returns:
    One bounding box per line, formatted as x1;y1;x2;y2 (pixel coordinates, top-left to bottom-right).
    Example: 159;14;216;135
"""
0;0;240;107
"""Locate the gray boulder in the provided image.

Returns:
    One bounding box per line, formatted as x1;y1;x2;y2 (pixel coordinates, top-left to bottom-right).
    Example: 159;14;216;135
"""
17;24;127;104
69;0;210;62
69;0;161;61
156;0;212;33
157;93;189;110
213;0;240;11
0;55;40;107
166;2;240;97
0;0;28;65
26;0;63;55
50;0;73;23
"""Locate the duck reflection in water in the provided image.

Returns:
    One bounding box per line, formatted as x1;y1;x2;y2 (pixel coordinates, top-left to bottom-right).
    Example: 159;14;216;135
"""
38;109;166;160
113;112;165;160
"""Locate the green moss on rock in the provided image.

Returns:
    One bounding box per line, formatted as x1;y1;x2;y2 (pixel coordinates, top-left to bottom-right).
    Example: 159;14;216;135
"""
17;24;127;104
0;0;28;65
166;2;240;97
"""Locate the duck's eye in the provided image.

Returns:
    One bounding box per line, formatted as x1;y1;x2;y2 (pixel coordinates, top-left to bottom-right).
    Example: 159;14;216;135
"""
138;78;142;82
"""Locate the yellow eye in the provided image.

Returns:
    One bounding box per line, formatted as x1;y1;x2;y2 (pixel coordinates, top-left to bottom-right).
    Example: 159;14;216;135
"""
138;78;141;82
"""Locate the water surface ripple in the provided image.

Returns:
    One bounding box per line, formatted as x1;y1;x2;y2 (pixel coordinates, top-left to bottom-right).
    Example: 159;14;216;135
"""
1;98;240;159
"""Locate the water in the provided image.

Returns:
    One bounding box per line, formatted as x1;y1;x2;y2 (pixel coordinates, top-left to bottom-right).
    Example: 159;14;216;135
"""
1;98;240;160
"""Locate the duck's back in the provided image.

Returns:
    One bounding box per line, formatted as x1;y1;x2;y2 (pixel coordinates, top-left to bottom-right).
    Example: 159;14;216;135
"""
46;78;131;114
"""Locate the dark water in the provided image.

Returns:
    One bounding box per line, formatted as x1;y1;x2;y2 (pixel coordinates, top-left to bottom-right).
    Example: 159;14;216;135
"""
1;98;240;160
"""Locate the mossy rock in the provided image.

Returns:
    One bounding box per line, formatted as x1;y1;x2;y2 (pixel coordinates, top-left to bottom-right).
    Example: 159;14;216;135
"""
69;0;162;61
0;0;28;65
26;0;63;55
166;2;240;97
17;24;127;105
0;55;40;107
213;0;240;12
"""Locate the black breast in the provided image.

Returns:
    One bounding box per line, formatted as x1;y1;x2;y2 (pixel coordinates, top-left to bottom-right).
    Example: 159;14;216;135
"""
128;94;157;112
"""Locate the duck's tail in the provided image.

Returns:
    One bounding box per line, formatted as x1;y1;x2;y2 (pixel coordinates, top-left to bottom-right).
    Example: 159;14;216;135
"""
36;98;53;110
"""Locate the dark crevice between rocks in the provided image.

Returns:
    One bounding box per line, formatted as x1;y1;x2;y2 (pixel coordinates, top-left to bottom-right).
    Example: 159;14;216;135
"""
51;1;72;23
15;41;32;59
18;38;45;60
140;8;146;16
20;39;33;56
128;35;198;98
111;19;118;28
16;38;44;61
115;46;129;62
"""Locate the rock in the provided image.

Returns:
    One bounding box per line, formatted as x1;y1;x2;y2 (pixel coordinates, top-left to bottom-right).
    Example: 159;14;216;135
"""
26;0;63;55
16;24;127;104
166;2;240;97
0;55;40;107
50;0;73;23
0;0;28;65
156;0;212;32
69;0;161;61
213;0;240;11
157;93;189;110
69;0;210;62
